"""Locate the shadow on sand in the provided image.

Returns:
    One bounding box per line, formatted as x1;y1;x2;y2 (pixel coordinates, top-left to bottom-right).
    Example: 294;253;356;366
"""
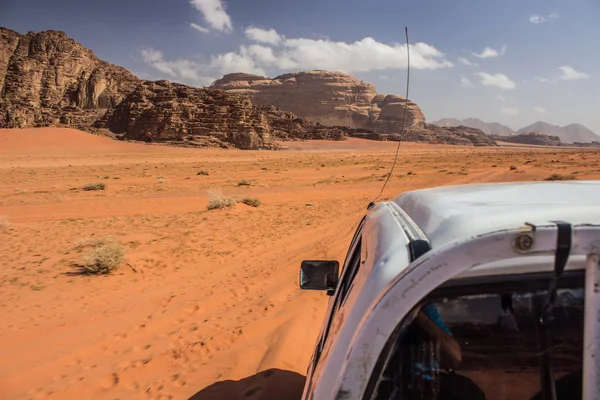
188;368;306;400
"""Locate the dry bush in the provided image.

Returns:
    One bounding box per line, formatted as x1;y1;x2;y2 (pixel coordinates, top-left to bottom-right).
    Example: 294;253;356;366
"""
75;236;114;251
237;179;253;186
207;188;236;210
76;238;125;275
0;215;9;229
82;182;106;191
544;174;577;181
240;197;261;207
197;170;209;176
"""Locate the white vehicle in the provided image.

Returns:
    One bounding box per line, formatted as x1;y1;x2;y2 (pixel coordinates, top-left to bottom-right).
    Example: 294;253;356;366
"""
299;181;600;400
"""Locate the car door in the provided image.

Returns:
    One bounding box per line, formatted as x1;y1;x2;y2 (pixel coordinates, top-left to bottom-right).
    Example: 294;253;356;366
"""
309;216;365;371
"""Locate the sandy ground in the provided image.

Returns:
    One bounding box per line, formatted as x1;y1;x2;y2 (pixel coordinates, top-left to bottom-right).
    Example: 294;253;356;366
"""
1;128;599;400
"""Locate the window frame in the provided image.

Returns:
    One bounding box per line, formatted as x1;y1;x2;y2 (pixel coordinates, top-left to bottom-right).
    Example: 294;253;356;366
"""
313;216;365;364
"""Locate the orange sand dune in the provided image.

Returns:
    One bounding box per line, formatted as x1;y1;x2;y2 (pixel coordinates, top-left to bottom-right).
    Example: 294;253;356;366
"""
1;128;599;399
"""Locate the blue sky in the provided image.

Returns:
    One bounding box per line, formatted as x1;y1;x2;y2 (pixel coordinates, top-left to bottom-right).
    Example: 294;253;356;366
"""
2;0;599;132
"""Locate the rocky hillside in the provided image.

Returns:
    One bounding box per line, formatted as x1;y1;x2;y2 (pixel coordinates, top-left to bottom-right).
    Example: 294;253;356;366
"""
98;80;366;149
1;27;495;148
0;27;140;129
433;117;515;136
211;71;426;132
490;132;563;146
516;122;600;144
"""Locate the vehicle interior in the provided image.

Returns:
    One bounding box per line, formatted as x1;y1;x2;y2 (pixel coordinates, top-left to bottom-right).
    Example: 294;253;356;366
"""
366;271;584;400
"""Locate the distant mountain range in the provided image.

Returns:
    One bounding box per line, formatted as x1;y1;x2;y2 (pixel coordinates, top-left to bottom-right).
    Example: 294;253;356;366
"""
432;118;600;143
516;122;599;144
433;118;515;136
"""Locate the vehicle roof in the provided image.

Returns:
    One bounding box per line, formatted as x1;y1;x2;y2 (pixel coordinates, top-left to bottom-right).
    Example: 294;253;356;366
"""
392;180;600;250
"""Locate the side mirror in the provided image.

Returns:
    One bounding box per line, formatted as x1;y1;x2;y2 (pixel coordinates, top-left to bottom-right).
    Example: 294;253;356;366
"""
299;260;339;295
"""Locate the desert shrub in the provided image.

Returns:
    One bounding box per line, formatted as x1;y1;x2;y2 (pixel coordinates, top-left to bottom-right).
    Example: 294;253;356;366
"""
240;197;261;207
237;179;252;186
510;166;517;171
197;170;209;176
79;242;125;275
544;174;576;181
207;188;236;210
75;236;114;251
82;182;106;191
0;215;9;229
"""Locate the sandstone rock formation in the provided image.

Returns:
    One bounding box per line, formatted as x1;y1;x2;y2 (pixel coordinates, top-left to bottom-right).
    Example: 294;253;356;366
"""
414;125;497;146
0;27;139;129
210;71;496;146
99;80;365;149
1;27;496;148
354;124;496;146
211;71;426;133
490;132;563;146
433;117;515;136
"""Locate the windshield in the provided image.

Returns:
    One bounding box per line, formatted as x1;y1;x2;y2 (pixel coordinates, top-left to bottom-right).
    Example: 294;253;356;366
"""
368;276;584;400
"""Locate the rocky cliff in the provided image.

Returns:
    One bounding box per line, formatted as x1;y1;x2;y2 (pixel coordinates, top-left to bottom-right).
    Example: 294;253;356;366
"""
98;80;367;149
0;27;140;129
210;71;426;133
353;124;496;146
490;132;563;146
1;28;495;148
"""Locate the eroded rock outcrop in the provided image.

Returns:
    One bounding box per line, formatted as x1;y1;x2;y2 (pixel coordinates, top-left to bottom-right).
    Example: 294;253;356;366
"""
490;132;563;146
210;71;496;146
211;70;426;132
0;27;140;129
1;28;496;148
99;80;366;149
353;124;497;146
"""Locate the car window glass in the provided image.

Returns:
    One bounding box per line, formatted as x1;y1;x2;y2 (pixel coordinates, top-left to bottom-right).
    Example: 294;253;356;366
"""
367;278;584;400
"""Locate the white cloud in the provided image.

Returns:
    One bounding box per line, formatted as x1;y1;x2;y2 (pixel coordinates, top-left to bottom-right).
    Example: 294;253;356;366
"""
534;106;547;114
245;26;283;45
210;45;271;76
529;12;559;24
559;65;590;80
460;75;473;88
141;28;454;85
190;22;210;33
189;0;232;32
458;57;477;67
477;72;516;90
534;76;551;83
495;94;506;102
140;48;215;84
472;45;507;59
501;107;520;116
271;37;453;72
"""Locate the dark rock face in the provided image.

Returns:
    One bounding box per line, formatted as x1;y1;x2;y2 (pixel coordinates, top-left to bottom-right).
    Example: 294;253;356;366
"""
0;27;139;129
98;80;362;149
490;132;563;146
352;124;497;147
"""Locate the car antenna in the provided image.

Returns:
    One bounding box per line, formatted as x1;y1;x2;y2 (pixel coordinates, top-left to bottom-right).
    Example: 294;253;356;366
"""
368;26;411;210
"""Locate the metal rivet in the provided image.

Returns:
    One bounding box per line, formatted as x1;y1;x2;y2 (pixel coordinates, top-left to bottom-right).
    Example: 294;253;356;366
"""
514;233;534;251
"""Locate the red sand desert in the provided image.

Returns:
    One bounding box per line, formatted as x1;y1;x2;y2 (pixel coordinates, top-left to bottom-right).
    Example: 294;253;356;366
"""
1;128;599;400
